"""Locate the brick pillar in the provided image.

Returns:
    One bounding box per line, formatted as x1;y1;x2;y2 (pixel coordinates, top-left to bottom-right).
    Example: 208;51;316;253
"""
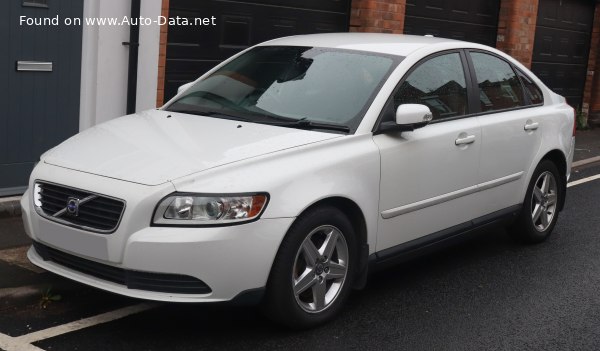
586;2;600;119
350;0;406;34
495;0;539;68
156;0;170;107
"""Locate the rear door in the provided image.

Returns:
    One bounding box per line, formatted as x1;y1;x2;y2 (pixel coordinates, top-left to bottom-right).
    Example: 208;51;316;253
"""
467;50;544;212
373;51;482;252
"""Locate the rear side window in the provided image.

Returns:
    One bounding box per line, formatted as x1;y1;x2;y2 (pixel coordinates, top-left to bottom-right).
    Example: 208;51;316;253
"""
394;52;468;120
470;52;525;113
517;70;544;105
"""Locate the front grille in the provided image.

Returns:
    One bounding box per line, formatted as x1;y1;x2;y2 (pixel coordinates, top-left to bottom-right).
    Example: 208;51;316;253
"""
35;181;125;233
33;241;212;294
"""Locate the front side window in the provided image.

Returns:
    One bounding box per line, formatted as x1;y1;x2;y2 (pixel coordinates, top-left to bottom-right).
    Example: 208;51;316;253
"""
470;52;525;112
165;46;399;133
393;53;468;121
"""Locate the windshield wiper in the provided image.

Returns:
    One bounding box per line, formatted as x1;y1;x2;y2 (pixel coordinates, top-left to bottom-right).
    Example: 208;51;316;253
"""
166;108;251;122
261;118;350;133
166;107;349;132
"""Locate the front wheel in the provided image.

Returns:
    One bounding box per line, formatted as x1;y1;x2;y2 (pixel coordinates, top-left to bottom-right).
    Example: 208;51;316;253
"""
511;160;563;244
263;206;356;329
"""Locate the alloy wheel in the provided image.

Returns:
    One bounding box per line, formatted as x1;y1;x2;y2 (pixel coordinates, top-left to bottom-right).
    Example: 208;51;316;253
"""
292;225;349;313
530;171;558;232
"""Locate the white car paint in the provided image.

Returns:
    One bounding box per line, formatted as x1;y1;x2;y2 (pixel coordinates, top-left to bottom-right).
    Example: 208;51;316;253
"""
43;110;341;186
22;33;575;304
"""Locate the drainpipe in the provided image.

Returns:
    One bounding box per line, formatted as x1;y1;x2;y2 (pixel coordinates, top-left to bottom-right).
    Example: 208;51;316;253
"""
123;0;141;114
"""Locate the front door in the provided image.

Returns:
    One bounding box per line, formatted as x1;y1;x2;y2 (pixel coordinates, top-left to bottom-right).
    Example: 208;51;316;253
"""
373;51;482;252
0;0;83;196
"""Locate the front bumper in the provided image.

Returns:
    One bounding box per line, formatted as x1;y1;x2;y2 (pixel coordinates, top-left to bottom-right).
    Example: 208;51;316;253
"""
26;216;293;302
22;166;294;302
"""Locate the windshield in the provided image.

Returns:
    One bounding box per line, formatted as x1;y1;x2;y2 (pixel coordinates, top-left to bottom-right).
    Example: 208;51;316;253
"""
164;46;399;133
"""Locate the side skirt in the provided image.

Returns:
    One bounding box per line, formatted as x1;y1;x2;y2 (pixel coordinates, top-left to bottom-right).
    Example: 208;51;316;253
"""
368;204;522;273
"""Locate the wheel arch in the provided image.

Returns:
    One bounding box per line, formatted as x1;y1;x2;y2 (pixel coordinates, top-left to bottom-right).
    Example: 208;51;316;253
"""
538;149;568;211
301;196;368;250
271;196;371;290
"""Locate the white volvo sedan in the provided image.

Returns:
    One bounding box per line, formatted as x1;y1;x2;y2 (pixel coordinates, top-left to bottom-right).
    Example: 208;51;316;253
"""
22;33;575;328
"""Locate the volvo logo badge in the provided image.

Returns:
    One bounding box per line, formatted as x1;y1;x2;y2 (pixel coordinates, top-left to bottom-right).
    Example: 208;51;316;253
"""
66;197;80;216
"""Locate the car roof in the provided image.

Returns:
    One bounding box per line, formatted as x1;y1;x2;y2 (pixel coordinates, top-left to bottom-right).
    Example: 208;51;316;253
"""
258;33;470;57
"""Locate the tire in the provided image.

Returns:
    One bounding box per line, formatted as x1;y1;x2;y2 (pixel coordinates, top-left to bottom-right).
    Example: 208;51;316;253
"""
263;206;357;329
511;160;563;244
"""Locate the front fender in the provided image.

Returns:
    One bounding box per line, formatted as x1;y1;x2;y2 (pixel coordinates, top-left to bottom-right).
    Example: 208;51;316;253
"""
170;134;381;253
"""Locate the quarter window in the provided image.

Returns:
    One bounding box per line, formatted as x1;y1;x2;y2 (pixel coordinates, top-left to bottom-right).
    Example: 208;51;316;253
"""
394;53;468;120
517;70;544;105
470;52;525;112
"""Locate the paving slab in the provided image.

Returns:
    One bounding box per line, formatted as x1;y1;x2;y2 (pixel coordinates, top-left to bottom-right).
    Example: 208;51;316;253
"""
574;128;600;162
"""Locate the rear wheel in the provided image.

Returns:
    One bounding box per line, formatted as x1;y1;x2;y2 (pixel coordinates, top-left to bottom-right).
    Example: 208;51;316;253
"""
263;206;356;329
511;160;562;244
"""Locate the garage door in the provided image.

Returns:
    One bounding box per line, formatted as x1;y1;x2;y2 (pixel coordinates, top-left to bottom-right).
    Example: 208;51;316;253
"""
531;0;594;108
164;0;350;101
403;0;500;46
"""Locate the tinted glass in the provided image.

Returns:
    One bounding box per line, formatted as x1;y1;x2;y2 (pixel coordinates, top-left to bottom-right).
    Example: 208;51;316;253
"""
470;52;525;112
394;53;468;120
166;46;397;133
517;70;544;105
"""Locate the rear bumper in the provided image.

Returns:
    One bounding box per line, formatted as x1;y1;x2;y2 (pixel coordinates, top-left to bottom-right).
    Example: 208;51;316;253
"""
567;136;575;180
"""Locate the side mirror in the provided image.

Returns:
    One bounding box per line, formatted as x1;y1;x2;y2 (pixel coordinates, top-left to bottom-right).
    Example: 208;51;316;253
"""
395;104;433;126
177;82;194;95
377;104;433;134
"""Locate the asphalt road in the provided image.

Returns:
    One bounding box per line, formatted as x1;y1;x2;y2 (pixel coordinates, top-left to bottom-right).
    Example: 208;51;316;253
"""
2;163;600;351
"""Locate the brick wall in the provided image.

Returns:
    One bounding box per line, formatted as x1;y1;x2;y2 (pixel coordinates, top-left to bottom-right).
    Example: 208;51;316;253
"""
350;0;406;34
588;2;600;115
495;0;538;68
155;0;169;107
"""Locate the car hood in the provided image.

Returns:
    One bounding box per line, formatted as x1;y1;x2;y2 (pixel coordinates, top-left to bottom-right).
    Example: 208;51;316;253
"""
44;110;342;185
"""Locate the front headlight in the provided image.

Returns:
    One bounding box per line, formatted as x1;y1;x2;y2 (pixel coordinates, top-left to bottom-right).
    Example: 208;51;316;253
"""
152;193;269;226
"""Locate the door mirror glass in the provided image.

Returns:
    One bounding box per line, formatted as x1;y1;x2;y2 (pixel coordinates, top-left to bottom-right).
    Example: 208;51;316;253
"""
177;82;194;95
396;104;433;126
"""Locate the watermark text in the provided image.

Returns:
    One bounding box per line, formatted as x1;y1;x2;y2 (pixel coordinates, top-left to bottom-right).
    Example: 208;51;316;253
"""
19;15;216;26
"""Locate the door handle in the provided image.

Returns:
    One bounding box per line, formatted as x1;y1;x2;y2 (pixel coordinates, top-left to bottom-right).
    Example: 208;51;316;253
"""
455;135;476;145
524;121;539;131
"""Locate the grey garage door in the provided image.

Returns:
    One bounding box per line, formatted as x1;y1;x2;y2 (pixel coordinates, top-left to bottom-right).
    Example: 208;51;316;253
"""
0;0;83;196
164;0;351;101
403;0;501;46
531;0;595;108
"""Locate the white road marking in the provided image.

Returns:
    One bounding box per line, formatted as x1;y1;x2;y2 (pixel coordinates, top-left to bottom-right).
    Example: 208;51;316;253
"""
567;174;600;188
17;303;156;343
0;303;156;351
0;333;45;351
572;155;600;168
